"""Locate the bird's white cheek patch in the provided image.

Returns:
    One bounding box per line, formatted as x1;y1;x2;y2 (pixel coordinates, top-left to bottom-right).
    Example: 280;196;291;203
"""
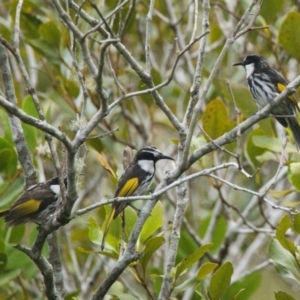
50;185;61;195
245;63;255;77
138;160;155;173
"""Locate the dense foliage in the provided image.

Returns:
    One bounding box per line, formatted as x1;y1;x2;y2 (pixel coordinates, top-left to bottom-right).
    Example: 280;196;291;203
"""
0;0;300;299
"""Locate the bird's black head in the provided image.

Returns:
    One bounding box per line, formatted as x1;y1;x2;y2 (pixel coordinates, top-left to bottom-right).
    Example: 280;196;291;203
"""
49;177;67;188
233;54;270;72
134;146;174;163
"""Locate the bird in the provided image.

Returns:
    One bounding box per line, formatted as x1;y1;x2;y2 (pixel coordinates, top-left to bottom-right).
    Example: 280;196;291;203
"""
233;54;300;151
101;146;174;250
0;177;66;226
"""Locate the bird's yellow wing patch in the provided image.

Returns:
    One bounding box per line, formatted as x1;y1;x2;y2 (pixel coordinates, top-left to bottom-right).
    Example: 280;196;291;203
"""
12;199;41;216
277;82;299;108
118;178;139;197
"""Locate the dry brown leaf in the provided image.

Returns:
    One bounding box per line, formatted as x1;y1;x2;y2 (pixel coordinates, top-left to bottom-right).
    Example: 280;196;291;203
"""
96;152;117;179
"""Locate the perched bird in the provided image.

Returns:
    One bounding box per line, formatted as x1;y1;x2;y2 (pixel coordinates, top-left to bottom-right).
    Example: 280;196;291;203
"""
101;146;174;250
0;177;66;226
233;54;300;151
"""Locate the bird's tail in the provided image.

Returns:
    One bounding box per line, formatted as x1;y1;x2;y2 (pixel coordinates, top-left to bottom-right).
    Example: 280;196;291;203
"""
101;206;116;250
287;117;300;152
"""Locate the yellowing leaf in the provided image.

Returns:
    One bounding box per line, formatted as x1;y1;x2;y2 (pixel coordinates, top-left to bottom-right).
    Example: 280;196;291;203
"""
292;214;300;235
96;152;117;179
196;262;218;280
202;98;228;140
269;189;293;199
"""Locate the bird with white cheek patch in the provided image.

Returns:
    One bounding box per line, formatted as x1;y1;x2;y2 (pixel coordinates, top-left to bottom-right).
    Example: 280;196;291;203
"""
101;146;174;250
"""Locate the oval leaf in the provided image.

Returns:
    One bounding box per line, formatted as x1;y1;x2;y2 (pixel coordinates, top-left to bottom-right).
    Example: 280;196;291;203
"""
175;243;213;279
39;21;61;48
196;262;218;280
288;162;300;191
279;12;300;62
275;291;296;300
88;216;102;246
209;261;233;300
139;201;163;244
140;236;165;272
96;152;117;179
269;238;300;281
292;213;300;234
202;98;228;140
275;215;295;253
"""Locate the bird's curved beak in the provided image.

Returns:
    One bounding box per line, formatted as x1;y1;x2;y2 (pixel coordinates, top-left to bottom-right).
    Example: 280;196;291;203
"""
161;154;174;161
233;61;244;66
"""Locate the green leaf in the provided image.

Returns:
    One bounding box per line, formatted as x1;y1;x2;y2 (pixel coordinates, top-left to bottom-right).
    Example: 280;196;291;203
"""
21;12;42;40
202;98;228;139
123;206;138;243
0;138;18;177
139;201;163;244
0;268;21;286
292;214;300;234
196;262;218;280
275;215;295;253
9;225;25;244
27;39;61;62
225;82;256;118
269;238;300;282
209;261;233;300
39;21;61;48
6;246;37;278
0;179;23;208
77;247;118;259
275;291;296;300
252;136;296;153
175;244;213;279
140;236;165;272
65;79;80;98
223;272;261;300
88;216;103;246
260;0;284;23
245;128;267;168
279;11;300;62
288;162;300;191
108;281;137;300
269;189;293;199
0;110;13;144
0;253;7;272
211;216;227;253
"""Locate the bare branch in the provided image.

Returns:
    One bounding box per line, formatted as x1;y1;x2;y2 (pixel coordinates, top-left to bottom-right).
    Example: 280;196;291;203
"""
0;42;36;187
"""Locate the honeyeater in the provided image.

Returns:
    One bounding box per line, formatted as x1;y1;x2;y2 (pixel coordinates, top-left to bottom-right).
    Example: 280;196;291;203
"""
0;177;66;226
101;146;174;250
233;54;300;151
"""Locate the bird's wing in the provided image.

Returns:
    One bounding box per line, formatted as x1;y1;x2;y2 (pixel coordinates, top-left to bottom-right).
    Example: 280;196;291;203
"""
268;68;299;109
117;177;139;197
9;188;57;218
114;163;146;197
10;199;41;217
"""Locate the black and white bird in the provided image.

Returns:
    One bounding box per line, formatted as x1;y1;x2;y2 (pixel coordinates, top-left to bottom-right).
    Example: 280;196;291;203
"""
101;146;174;250
233;54;300;151
0;177;66;226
